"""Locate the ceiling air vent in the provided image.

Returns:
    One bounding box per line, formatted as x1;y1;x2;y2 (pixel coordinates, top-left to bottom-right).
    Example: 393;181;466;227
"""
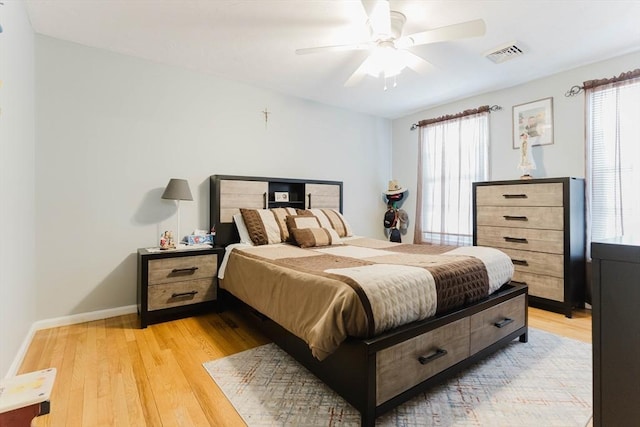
484;42;524;64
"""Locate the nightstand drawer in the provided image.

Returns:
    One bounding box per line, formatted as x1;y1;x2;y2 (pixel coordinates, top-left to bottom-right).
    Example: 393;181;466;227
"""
148;254;217;285
476;183;563;207
148;278;216;311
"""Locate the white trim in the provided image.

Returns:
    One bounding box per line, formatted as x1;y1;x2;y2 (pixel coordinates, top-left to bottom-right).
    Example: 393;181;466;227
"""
5;305;137;378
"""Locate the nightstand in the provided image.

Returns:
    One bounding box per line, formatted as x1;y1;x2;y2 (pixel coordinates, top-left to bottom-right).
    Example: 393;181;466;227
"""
137;246;224;328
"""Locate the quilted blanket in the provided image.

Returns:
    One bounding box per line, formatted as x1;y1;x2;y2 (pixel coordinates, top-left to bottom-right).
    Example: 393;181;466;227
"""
220;237;513;360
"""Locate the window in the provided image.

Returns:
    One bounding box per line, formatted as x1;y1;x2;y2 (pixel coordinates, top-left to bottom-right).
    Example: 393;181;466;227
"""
586;76;640;254
415;111;489;245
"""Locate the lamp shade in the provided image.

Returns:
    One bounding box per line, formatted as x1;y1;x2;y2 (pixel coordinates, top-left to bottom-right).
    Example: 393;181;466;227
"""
161;179;193;201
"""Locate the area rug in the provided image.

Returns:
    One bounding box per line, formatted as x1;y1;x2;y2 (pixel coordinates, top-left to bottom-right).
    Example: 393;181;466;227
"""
204;328;592;426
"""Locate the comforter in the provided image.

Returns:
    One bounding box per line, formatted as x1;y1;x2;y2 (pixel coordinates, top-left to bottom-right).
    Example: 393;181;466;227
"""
220;237;513;360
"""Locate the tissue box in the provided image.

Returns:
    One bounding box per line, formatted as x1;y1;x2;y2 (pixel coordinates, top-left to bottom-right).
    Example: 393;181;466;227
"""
186;234;214;245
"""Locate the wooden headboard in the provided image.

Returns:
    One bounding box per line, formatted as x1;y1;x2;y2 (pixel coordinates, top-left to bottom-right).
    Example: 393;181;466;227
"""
209;175;343;247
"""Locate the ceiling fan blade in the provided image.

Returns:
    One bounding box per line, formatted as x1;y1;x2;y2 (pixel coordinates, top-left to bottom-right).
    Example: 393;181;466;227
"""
401;51;433;75
363;0;391;36
344;56;375;87
397;19;486;48
295;42;373;55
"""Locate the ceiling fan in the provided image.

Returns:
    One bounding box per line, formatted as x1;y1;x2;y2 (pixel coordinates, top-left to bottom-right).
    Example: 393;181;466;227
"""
295;0;486;88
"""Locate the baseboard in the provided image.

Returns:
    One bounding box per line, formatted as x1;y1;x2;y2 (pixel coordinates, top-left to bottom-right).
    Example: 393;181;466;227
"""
5;305;137;378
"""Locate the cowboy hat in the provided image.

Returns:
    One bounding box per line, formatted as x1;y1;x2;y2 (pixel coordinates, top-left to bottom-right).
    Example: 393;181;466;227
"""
384;180;407;196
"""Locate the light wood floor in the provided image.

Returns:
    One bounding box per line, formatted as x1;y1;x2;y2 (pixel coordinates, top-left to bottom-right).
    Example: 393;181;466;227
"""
21;305;592;427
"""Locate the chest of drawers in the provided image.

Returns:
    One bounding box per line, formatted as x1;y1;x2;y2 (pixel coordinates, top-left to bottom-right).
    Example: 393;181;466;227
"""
137;247;223;328
473;177;585;317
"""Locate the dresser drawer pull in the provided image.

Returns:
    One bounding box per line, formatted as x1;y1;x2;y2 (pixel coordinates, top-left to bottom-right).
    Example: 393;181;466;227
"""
418;349;448;365
502;193;528;199
171;291;198;298
171;267;199;274
503;215;528;221
510;280;527;286
511;258;529;266
494;318;514;328
504;236;528;244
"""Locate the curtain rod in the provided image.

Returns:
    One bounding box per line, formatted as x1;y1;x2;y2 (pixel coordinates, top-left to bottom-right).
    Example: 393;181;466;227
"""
410;104;502;131
565;68;640;97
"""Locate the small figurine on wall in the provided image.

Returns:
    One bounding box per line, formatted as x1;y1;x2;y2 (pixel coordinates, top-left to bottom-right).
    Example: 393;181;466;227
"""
160;230;175;250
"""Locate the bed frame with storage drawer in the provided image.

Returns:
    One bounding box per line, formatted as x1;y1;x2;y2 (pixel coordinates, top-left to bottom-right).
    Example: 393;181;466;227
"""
211;174;529;427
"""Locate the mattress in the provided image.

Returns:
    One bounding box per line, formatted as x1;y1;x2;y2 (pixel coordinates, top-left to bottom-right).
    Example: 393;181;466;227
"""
220;237;513;360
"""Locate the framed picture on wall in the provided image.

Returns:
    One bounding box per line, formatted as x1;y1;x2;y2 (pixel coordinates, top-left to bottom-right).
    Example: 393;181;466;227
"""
512;97;554;149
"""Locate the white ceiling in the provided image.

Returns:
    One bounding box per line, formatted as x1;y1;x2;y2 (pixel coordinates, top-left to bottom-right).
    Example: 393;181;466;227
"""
24;0;640;119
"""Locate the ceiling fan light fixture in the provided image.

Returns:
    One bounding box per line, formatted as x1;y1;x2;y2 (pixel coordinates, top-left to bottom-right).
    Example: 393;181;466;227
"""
364;43;407;78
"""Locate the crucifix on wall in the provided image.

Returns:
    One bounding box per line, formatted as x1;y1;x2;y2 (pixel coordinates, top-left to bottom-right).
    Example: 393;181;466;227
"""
262;108;270;129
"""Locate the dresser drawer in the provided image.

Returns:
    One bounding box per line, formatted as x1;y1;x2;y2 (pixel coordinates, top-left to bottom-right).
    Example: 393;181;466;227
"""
499;248;564;278
476;183;563;207
470;294;526;355
476;206;563;230
148;254;217;285
512;271;564;302
376;318;469;405
476;226;563;254
148;278;217;311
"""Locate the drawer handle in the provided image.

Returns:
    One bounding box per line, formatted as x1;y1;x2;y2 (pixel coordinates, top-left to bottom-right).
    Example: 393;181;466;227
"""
504;236;528;244
171;291;198;298
511;258;529;266
171;267;199;274
503;215;528;221
510;280;527;286
418;349;448;365
502;194;528;199
494;318;514;328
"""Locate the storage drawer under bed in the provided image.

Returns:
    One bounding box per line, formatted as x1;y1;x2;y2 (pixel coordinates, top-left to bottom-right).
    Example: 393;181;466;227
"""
375;317;470;405
469;293;526;355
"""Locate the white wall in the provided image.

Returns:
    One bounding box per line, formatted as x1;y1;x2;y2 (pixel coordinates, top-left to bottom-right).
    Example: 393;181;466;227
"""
34;36;391;320
0;1;37;376
392;51;640;243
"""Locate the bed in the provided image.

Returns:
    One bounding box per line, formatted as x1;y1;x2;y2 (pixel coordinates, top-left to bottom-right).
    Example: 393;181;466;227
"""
210;174;528;427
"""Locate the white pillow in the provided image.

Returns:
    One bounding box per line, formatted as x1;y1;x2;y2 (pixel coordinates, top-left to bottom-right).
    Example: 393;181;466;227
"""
233;213;254;245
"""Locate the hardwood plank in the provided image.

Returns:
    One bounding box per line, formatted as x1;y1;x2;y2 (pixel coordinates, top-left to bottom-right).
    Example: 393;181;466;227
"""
28;306;591;426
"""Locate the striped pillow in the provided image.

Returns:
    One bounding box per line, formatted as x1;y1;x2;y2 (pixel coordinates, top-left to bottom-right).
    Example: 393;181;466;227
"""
240;208;296;245
297;209;353;237
291;227;342;248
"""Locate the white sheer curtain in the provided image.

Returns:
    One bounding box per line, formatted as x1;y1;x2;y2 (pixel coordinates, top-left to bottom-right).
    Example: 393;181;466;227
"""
414;111;489;245
586;75;640;257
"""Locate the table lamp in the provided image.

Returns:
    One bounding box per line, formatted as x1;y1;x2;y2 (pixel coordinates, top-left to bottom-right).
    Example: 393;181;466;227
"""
161;178;193;244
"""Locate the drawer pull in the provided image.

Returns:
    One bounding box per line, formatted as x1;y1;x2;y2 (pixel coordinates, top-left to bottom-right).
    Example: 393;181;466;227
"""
504;236;528;244
494;318;514;328
418;349;448;365
511;258;529;266
510;280;527;286
502;193;528;199
171;267;199;274
171;291;198;298
503;215;528;221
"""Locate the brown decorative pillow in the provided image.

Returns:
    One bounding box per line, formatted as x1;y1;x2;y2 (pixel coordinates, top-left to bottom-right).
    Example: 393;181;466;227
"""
297;209;353;237
240;208;284;246
286;215;322;235
290;227;342;248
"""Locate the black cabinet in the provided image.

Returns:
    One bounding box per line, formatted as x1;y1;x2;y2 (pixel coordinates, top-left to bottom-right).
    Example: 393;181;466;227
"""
591;237;640;426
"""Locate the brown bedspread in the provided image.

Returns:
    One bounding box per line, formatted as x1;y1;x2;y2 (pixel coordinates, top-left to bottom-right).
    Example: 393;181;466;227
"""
220;238;513;360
